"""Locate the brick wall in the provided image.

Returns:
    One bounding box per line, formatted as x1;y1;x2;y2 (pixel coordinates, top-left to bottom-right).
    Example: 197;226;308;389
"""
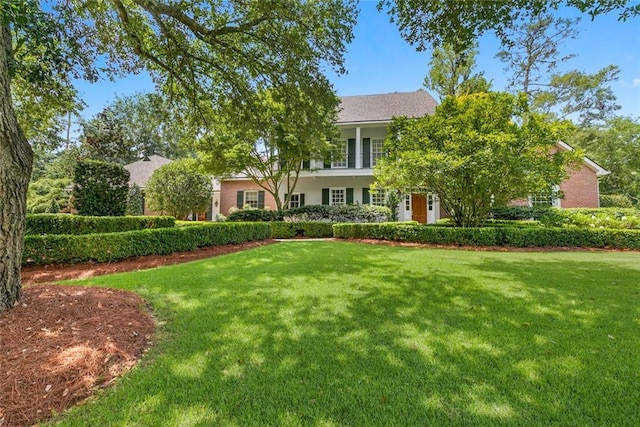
219;180;277;216
560;163;600;208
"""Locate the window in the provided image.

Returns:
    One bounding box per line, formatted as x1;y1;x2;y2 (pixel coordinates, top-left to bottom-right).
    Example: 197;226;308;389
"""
405;194;411;211
331;140;347;168
371;138;385;166
244;190;259;208
330;188;346;206
289;193;302;208
371;189;386;206
530;186;560;208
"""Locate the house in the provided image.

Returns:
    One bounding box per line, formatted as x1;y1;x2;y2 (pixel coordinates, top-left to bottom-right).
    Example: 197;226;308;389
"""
216;91;608;223
124;155;220;220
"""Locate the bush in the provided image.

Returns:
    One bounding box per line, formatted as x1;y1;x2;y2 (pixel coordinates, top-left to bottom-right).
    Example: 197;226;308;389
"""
126;184;144;215
73;160;130;216
333;222;640;250
539;208;640;229
270;221;334;238
228;204;392;223
600;194;634;208
26;214;175;235
491;206;552;220
23;222;271;265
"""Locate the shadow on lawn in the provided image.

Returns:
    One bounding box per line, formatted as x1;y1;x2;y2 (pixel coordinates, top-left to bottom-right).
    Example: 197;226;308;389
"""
60;242;640;426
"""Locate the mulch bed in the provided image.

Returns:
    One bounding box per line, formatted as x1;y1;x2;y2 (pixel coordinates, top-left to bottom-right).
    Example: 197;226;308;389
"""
1;240;277;426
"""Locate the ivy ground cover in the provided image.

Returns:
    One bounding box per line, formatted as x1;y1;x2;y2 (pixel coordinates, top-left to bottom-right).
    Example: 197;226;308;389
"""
55;242;640;425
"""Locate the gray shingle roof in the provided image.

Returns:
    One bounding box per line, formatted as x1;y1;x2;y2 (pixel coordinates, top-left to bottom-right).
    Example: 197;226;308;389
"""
337;90;438;124
124;155;173;189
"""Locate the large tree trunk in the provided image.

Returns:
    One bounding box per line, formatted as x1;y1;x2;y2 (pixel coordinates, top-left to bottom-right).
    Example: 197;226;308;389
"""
0;23;33;312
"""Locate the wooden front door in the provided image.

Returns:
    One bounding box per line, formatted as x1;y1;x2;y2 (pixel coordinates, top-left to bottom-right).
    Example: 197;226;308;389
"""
411;194;427;224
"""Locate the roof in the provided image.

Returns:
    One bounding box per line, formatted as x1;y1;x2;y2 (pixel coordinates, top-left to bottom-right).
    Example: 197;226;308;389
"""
124;155;173;188
556;141;609;176
337;90;438;124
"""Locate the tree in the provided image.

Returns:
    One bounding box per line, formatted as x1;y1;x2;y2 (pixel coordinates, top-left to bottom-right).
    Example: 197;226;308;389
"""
379;0;639;52
497;13;620;126
145;159;213;220
73;160;130;216
424;42;491;100
374;92;579;227
126;184;144;216
198;86;340;210
1;0;356;311
79;93;193;164
26;178;72;214
568;116;640;205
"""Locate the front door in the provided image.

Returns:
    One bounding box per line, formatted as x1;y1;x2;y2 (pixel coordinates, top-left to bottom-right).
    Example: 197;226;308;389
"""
411;194;427;223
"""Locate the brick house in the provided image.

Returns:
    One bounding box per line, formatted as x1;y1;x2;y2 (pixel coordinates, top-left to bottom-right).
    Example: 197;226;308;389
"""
216;91;608;223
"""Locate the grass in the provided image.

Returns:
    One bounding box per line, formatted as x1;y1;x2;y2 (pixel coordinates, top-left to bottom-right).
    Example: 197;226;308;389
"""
53;242;640;425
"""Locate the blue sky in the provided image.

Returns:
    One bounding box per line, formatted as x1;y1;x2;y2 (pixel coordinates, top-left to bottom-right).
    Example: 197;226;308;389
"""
74;1;640;121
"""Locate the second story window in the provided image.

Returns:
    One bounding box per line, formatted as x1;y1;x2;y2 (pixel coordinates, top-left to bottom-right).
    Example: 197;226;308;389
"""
371;138;385;166
331;140;348;168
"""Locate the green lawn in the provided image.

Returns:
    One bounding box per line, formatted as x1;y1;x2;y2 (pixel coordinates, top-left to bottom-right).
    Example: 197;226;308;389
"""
54;242;640;426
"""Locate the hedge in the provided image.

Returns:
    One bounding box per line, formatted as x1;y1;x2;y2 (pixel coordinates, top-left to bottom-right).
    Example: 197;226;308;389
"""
23;222;271;265
270;222;335;238
333;222;640;250
26;214;176;235
228;204;392;223
491;206;552;220
539;208;640;229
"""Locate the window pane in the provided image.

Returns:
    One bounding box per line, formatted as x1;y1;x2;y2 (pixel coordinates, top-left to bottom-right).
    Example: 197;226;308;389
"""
331;141;347;168
245;191;259;208
331;188;345;206
371;139;385;166
289;193;300;209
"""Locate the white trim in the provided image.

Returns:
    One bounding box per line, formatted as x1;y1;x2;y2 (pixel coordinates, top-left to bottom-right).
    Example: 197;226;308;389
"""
329;187;346;206
288;192;302;209
355;127;362;169
244;190;259;208
331;140;348;169
556;140;609;176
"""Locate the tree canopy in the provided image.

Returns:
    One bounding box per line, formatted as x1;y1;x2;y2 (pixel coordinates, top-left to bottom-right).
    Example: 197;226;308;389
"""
374;92;579;227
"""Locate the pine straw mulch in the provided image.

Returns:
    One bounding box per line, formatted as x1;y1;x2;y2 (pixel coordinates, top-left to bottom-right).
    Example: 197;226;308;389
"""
1;240;277;427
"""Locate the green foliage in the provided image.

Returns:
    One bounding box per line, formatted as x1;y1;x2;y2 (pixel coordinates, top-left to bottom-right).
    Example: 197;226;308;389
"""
270;222;335;238
600;194;634;208
375;92;577;227
539;208;640;229
25;214;175;235
569;116;640;205
126;184;144;216
26;178;71;213
333;222;640;249
23;222;270;265
145;159;213;220
198;86;340;210
423;42;491;100
228;204;392;223
379;0;640;52
73;160;130;216
491;206;552;220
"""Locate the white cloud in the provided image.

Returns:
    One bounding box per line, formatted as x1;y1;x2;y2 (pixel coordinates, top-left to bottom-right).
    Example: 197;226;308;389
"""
633;78;640;87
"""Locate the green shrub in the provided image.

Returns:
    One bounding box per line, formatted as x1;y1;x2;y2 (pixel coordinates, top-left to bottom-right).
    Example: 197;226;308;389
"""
539;208;640;229
333;222;640;250
73;160;130;216
270;222;334;238
23;222;271;265
228;204;392;223
491;206;552;220
600;194;634;208
26;214;176;235
126;183;144;216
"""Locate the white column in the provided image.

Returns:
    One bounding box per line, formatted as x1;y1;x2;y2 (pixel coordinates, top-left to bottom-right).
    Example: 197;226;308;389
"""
355;126;361;169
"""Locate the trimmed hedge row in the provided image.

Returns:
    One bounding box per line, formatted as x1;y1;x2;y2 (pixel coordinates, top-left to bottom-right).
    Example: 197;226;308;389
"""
270;222;334;238
23;222;270;265
26;214;176;235
228;204;392;223
333;223;640;249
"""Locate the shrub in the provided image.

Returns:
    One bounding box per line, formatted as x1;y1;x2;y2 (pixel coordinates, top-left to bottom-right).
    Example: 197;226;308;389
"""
491;206;552;220
26;214;175;235
73;160;130;216
228;204;392;223
600;194;634;208
126;183;144;215
23;222;271;265
270;222;334;238
333;222;640;250
539;208;640;229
